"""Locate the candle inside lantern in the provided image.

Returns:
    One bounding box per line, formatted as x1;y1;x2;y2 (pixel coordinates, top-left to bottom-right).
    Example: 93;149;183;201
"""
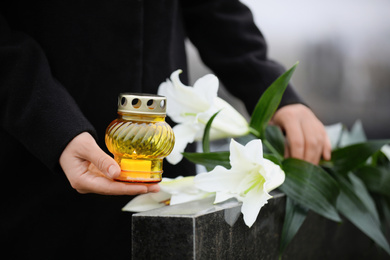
115;159;154;182
121;158;152;172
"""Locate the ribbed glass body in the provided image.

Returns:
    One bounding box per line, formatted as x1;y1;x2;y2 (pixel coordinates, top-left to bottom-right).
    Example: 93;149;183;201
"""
105;112;175;183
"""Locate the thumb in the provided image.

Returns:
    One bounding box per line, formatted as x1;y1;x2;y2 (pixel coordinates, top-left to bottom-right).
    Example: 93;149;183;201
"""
91;148;121;179
90;148;121;179
77;133;121;179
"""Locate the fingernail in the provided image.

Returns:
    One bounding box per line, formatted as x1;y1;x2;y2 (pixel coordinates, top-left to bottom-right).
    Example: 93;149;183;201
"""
108;165;119;178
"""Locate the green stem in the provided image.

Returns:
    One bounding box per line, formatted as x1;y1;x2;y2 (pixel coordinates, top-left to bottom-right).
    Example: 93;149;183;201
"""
249;127;261;138
249;127;283;162
263;139;284;162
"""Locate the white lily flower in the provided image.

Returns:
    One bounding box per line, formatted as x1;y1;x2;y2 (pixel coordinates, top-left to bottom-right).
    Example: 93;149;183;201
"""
158;70;249;164
122;176;213;212
194;139;285;227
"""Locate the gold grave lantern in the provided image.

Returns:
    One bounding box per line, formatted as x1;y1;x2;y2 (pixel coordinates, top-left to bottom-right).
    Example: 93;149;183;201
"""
105;93;175;183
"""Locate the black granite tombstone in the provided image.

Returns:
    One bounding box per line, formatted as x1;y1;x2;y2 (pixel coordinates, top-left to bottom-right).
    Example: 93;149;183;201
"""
132;191;389;259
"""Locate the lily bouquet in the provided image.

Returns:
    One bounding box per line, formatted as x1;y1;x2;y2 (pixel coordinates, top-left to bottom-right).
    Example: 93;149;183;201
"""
123;63;390;257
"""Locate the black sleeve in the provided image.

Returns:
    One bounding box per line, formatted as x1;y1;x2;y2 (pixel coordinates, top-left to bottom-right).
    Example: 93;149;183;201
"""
181;0;304;114
0;15;96;172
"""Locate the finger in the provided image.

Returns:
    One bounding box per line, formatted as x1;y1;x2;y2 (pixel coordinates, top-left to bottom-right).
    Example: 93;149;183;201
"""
322;131;332;161
283;120;305;161
302;121;323;164
76;173;161;195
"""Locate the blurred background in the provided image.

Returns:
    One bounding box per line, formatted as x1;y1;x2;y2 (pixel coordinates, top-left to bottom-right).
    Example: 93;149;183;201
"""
185;0;390;139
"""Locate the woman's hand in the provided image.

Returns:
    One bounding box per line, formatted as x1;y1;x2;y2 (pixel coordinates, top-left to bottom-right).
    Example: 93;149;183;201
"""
271;104;331;164
59;132;160;195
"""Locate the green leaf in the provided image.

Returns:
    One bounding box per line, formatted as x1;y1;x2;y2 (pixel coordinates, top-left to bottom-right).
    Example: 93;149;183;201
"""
355;165;390;197
265;125;285;158
331;140;390;175
279;197;309;256
378;196;390;228
202;111;221;153
249;62;298;139
333;173;390;255
348;173;380;223
263;153;281;166
371;150;390;167
280;158;341;222
182;151;231;170
235;133;257;146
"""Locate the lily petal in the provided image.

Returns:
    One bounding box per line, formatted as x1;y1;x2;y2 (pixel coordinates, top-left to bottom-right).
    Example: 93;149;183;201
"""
122;191;170;212
229;139;261;171
160;176;196;194
158;79;188;123
262;159;285;192
192;74;219;107
229;138;249;169
166;123;199;165
243;139;264;165
241;187;272;227
160;176;213;205
159;70;210;122
169;70;217;113
209;97;249;138
170;192;213;205
123;176;214;212
194;166;242;193
214;192;236;204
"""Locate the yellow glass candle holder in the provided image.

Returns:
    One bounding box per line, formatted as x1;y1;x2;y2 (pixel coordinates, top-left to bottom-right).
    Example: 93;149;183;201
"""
105;93;175;183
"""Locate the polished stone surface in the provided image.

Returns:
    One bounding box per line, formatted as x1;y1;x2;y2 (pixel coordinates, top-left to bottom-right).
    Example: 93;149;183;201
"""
132;191;389;259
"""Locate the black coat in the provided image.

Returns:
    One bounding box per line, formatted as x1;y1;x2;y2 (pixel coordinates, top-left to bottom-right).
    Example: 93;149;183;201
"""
0;0;302;258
